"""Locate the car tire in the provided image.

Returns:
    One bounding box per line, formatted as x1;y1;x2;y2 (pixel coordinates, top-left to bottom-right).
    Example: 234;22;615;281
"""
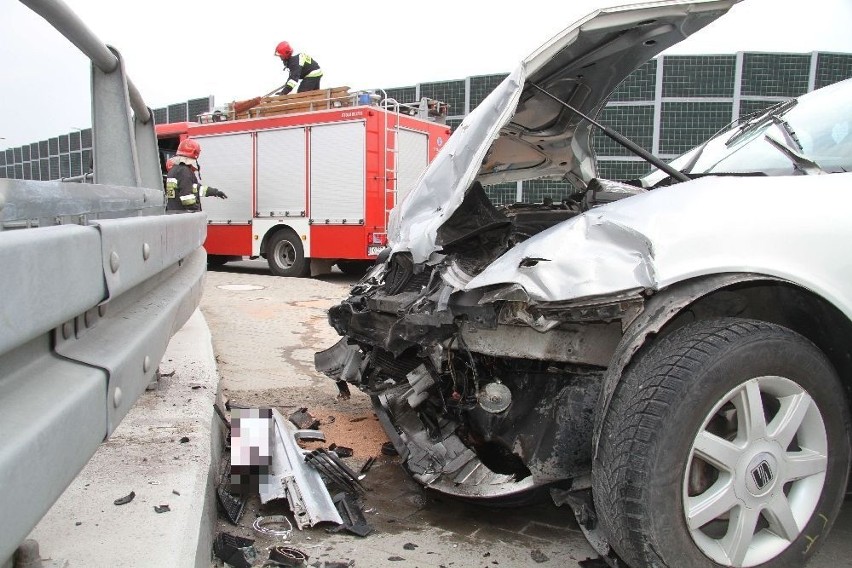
266;229;310;277
593;318;850;568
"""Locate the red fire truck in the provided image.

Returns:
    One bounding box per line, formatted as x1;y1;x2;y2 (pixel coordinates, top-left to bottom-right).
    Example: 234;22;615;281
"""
156;93;451;277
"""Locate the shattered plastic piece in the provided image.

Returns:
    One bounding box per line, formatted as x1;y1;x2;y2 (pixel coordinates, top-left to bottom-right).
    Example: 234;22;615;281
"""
179;436;190;443
288;408;320;430
358;456;377;477
269;545;309;567
216;483;247;525
336;380;351;400
213;532;256;568
381;441;399;456
579;558;612;567
113;491;135;506
328;443;353;458
154;504;171;513
213;403;231;430
328;492;373;537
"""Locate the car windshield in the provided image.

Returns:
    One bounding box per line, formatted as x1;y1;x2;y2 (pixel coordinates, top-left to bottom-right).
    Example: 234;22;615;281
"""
641;78;852;184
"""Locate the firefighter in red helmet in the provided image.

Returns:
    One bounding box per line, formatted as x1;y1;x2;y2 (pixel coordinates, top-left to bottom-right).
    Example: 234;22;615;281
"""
274;41;323;95
165;138;228;213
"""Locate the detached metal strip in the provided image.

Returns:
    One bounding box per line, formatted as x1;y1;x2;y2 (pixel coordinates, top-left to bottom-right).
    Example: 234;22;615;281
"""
261;410;343;529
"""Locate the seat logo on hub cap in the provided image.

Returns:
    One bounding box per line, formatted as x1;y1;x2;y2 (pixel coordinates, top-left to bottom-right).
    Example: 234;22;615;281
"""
751;460;773;491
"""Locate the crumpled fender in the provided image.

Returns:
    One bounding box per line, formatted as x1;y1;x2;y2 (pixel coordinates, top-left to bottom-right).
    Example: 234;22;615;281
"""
590;272;785;457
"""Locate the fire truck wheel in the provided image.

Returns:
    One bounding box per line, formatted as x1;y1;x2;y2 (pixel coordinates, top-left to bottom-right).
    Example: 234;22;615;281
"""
267;229;310;277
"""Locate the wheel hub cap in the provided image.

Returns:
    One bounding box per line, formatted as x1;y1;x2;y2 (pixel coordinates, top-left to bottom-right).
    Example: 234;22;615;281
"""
683;376;828;567
745;453;777;496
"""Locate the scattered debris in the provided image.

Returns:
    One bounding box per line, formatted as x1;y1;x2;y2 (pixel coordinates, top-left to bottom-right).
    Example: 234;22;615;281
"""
349;416;369;423
335;380;351;400
154;504;171;513
578;558;611;567
305;449;365;494
403;543;418;550
268;545;309;567
226;399;252;411
213;532;257;568
381;441;398;456
530;549;549;563
325;415;336;424
328;443;353;458
358;456;377;479
388;557;405;562
217;482;247;525
213;402;231;431
113;491;135;506
179;436;190;443
253;515;293;539
329;492;373;537
289;407;320;430
483;552;491;557
190;383;203;389
75;521;82;526
172;490;181;496
159;370;176;378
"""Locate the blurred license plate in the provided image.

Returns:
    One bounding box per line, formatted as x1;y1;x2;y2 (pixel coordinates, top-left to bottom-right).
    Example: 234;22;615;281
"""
367;245;386;256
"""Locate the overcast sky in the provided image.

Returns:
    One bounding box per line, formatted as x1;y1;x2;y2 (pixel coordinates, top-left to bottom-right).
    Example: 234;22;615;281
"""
2;0;852;149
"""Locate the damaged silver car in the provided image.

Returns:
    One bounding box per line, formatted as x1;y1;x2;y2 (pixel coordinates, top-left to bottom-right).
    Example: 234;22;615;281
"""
316;1;852;566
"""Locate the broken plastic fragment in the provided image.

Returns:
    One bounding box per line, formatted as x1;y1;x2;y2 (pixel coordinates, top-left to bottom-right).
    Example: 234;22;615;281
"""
113;491;135;506
289;408;320;430
213;532;256;568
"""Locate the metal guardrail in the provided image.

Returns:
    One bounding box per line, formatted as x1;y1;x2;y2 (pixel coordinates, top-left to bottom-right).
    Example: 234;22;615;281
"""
1;1;207;563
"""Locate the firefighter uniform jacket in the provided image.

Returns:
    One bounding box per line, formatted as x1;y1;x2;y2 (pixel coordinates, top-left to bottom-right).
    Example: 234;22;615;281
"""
279;53;323;95
165;162;214;212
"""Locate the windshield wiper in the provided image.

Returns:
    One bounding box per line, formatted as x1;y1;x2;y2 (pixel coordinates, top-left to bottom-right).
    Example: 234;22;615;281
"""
763;133;826;175
726;98;798;147
770;115;803;151
528;82;690;183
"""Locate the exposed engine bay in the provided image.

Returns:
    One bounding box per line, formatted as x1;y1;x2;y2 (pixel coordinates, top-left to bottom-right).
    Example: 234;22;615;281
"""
316;180;642;499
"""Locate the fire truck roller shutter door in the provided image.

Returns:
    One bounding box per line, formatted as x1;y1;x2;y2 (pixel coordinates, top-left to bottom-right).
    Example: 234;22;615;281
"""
257;127;307;217
309;122;365;224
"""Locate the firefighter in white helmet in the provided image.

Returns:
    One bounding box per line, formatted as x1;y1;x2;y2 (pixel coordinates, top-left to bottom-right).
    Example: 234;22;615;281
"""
165;138;227;213
274;41;323;95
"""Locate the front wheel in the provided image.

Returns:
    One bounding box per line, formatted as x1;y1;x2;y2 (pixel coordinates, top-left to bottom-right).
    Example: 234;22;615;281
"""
266;229;310;277
593;318;850;568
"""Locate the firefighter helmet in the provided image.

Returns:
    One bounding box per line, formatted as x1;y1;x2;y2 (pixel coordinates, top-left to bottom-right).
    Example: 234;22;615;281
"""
176;138;201;159
274;41;293;59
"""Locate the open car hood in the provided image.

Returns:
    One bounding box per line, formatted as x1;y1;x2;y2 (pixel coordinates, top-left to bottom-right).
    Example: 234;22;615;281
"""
389;0;739;263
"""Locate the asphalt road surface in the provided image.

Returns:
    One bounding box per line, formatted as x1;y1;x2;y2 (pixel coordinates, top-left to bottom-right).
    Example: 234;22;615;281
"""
202;260;852;568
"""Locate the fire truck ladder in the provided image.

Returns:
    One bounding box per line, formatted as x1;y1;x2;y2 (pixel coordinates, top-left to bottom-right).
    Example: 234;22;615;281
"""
380;96;402;230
